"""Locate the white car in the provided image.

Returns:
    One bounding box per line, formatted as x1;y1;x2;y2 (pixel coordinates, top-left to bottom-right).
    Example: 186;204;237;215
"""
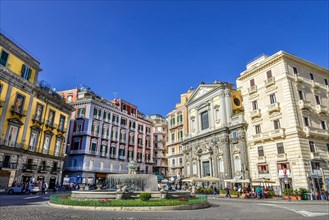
6;184;40;195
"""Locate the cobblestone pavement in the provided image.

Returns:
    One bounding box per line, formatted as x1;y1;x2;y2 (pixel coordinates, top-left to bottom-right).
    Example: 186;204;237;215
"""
0;195;328;220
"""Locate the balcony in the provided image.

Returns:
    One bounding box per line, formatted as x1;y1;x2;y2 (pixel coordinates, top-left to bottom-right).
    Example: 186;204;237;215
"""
119;139;126;143
250;109;261;119
111;137;118;142
311;169;322;177
38;166;50;173
0;140;24;149
315;104;328;114
265;77;275;87
299;100;311;110
91;131;100;137
248;85;257;95
310;152;321;160
112;121;119;126
100;151;107;158
89;150;97;156
257;156;266;163
22;164;38;172
32;115;44;124
129;127;136;131
50;167;60;174
69;149;88;154
73;131;87;136
270;128;285;140
102;134;109;139
93;115;101;120
76;113;85;119
1;162;17;169
10;106;27;117
121;124;127;129
278;169;291;177
303;127;329;139
137;158;143;163
45;120;56;129
276;153;287;161
110;154;116;159
267;102;280;113
138;129;144;133
294;75;303;83
252;134;263;143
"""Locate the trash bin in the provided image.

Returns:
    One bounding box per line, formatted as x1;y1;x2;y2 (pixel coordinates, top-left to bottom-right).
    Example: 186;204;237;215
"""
303;193;313;200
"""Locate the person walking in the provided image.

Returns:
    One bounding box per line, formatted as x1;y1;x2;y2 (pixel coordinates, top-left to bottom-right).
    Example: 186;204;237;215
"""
225;186;231;198
41;181;46;195
213;187;218;198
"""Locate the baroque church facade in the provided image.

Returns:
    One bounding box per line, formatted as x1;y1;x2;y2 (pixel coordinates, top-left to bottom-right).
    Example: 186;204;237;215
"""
182;81;249;186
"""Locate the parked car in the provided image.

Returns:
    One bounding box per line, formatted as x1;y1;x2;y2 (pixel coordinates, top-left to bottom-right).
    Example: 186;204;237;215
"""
6;184;40;195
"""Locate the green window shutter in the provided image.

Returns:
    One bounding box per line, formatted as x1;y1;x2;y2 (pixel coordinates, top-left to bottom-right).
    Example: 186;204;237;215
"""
0;50;9;66
77;108;81;115
21;64;26;76
94;108;97;115
27;68;32;80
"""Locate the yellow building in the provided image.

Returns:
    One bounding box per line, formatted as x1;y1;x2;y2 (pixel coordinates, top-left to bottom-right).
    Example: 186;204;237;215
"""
166;88;194;178
0;33;73;191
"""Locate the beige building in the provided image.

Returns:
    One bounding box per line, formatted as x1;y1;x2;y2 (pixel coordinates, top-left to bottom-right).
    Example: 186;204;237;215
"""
166;88;194;178
236;51;329;195
146;114;168;179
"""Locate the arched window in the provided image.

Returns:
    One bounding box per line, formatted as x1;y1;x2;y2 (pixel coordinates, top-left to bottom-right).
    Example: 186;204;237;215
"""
234;156;241;173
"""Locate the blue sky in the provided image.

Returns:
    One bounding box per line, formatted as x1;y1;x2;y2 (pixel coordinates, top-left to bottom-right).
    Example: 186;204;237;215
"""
1;1;328;116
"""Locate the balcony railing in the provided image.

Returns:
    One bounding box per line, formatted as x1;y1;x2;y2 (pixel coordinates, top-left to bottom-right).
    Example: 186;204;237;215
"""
91;131;100;137
0;139;24;149
1;162;17;169
56;124;66;133
270;128;285;139
102;134;109;139
10;106;27;117
250;109;261;119
252;134;263;143
118;156;125;160
258;170;269;174
110;154;116;159
23;164;38;172
257;156;266;163
265;77;275;87
278;169;291;177
38;166;51;173
111;137;118;141
311;169;322;177
267;102;280;113
32;114;44;124
303;126;329;139
73;131;87;136
130;127;136;131
276;153;287;161
248;85;257;94
100;151;107;157
310;152;321;160
299;100;311;110
315;104;328;114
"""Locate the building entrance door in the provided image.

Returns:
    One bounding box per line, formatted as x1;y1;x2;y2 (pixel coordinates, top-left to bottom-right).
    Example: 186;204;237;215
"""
203;161;210;177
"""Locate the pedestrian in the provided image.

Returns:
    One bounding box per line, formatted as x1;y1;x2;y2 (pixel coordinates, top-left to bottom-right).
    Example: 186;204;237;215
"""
225;186;231;198
41;181;46;195
213;187;218;198
256;186;261;199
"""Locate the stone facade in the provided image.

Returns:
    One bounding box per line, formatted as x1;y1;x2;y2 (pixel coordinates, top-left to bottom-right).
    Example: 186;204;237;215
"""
182;81;248;187
236;51;329;195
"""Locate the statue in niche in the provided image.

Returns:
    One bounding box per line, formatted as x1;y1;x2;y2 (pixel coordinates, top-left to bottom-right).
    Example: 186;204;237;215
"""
127;160;137;174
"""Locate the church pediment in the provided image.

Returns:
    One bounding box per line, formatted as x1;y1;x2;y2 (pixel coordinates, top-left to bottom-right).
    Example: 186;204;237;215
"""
187;84;218;104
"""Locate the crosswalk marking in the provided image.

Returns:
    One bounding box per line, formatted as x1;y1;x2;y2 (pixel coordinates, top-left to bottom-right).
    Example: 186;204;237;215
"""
24;196;40;200
259;203;329;217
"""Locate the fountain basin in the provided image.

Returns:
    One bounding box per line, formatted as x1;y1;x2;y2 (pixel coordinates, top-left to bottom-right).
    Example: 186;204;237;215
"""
71;190;191;201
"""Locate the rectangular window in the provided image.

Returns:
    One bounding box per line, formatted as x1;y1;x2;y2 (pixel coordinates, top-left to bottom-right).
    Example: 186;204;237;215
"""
273;120;281;130
309;141;315;153
327;144;329;153
325;79;328;86
250;79;255;86
232;131;237;140
255;125;261;134
59;115;65;131
121;118;126;125
77;107;85;117
171;133;175;142
0;50;9;66
293;67;298;75
13;94;25;113
258;146;264;157
201;111;209;130
315;95;321;105
277;142;285;154
34;103;44;121
258;164;269;174
309;73;314;81
42;136;51;154
303;117;309;127
91;142;97;152
21;64;32;81
172;159;175;165
172;147;175;153
179;158;183;165
321;121;326;130
252;100;258;110
298;90;304;100
269;93;276;104
54;139;62;156
266;70;272;79
29;132;38;151
48;110;55;126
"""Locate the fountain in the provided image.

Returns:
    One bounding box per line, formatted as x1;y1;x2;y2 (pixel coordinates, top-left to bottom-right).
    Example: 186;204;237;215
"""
70;160;190;201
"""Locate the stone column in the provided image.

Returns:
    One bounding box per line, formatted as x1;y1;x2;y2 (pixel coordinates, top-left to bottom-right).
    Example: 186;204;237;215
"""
224;89;232;121
219;90;227;126
222;134;232;179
